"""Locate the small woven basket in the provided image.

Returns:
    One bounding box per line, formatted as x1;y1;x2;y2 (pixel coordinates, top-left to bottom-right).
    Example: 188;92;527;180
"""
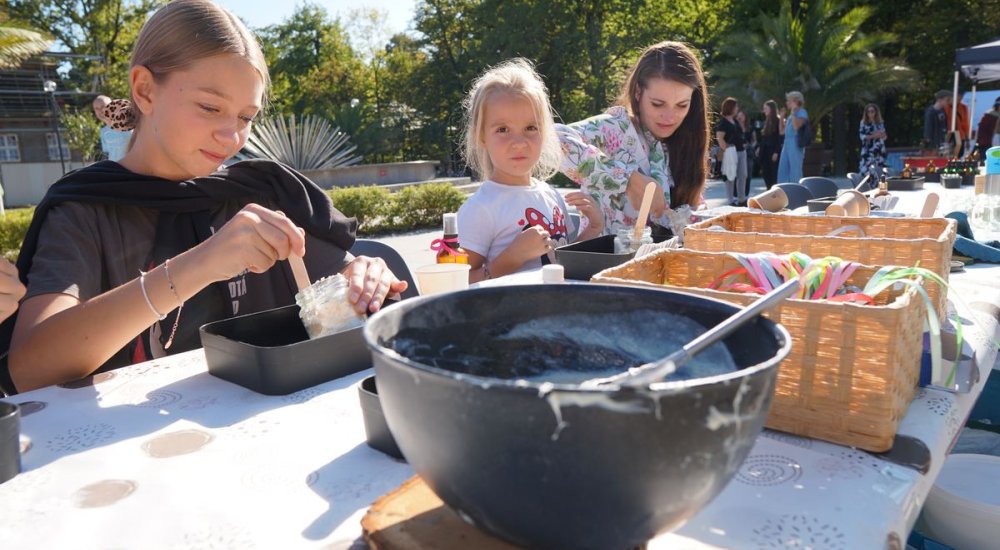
593;248;926;452
683;212;956;320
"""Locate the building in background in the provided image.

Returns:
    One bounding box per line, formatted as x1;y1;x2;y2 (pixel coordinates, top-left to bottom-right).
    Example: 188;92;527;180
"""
0;54;87;207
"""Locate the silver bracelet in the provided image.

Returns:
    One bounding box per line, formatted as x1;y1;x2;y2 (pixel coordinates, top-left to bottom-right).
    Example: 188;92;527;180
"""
482;262;491;280
138;270;167;320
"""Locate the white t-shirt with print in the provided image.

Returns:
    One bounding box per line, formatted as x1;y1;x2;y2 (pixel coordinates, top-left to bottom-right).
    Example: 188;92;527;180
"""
457;179;575;271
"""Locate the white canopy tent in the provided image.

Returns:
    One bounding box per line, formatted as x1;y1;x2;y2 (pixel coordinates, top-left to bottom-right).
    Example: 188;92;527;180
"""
952;38;1000;144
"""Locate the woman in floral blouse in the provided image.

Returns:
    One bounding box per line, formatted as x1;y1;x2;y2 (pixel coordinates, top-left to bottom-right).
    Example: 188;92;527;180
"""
556;41;709;235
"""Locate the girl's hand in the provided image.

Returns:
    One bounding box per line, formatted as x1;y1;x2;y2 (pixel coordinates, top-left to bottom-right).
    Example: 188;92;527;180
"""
0;258;25;323
772;153;778;162
626;171;666;218
341;255;408;314
506;225;552;264
198;203;306;281
564;191;604;235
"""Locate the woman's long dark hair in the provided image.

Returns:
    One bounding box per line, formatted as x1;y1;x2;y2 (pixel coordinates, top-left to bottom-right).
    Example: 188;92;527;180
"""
617;41;708;208
763;100;779;136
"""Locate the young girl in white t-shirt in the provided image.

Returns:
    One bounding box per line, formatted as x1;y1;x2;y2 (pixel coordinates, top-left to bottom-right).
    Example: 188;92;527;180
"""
458;59;603;282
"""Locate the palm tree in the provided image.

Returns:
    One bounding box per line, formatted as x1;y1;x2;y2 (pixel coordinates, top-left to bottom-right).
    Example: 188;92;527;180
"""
0;13;52;69
713;0;917;124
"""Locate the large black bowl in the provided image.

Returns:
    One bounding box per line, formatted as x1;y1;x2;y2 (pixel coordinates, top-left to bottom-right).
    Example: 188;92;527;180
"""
363;285;790;550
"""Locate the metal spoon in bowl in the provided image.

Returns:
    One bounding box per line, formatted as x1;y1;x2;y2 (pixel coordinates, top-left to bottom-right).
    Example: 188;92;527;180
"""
584;277;801;389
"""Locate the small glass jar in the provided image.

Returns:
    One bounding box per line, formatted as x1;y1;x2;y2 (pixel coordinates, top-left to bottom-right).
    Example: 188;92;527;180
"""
614;227;653;254
296;273;365;339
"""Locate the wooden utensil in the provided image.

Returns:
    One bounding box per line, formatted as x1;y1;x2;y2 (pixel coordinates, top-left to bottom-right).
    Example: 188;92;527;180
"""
287;255;311;291
920;192;940;218
633;181;657;243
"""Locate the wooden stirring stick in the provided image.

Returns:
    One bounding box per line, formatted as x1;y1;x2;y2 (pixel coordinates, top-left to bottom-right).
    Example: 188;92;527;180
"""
633;181;657;243
920;192;940;218
288;255;311;292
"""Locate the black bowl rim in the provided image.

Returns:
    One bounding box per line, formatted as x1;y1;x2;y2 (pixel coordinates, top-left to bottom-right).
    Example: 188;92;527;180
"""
363;284;791;394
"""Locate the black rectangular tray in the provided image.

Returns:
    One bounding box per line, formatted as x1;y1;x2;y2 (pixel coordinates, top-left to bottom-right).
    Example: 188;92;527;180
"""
554;234;635;280
200;304;370;395
806;195;838;212
885;176;924;191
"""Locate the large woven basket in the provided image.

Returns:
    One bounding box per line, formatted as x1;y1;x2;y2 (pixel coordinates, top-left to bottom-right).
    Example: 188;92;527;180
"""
683;212;956;320
592;248;926;452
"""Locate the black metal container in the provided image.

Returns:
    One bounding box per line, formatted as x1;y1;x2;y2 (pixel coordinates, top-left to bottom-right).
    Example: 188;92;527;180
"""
806;195;838;212
0;401;19;484
199;304;370;395
553;235;634;280
364;285;791;550
555;229;670;281
886;176;925;191
358;375;404;460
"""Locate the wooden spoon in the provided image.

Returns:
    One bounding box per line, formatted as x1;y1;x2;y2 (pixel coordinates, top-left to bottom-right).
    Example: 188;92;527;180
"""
920;192;940;218
633;181;657;243
288;255;311;292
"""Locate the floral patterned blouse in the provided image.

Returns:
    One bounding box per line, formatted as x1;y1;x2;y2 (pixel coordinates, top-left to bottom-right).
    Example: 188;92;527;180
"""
556;106;674;235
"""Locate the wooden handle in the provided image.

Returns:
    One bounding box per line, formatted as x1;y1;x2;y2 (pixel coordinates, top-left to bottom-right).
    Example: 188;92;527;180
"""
288;255;311;291
633;181;657;242
920;192;940;218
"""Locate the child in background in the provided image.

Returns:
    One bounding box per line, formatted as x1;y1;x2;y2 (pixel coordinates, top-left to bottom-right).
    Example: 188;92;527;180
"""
92;95;133;162
458;59;603;282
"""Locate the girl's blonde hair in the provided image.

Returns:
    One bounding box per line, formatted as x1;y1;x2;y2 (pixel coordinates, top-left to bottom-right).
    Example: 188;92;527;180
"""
462;58;562;180
130;0;270;124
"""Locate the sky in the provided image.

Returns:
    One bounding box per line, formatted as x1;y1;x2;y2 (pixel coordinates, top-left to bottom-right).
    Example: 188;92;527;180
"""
215;0;419;35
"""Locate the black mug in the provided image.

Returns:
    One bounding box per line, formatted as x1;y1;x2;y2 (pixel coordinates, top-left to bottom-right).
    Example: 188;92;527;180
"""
0;401;20;484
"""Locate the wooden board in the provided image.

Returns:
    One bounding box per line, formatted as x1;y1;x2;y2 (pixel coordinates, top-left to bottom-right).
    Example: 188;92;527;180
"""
362;476;526;550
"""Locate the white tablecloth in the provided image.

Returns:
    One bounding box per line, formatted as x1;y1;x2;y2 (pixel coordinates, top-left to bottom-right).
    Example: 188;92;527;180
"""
2;193;999;549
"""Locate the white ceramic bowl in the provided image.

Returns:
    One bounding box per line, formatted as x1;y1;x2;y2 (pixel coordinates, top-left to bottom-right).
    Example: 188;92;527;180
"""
922;453;1000;550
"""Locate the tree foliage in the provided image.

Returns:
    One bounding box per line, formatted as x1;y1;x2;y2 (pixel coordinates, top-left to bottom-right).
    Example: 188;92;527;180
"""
713;0;918;124
9;0;160;97
257;4;367;117
60;107;102;162
0;11;52;68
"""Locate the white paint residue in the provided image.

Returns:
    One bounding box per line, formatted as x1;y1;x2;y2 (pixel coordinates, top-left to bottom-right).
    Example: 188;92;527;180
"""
543;391;652;441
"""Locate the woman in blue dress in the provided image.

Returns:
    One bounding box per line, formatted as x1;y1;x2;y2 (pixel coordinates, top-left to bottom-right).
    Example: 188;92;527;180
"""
777;91;808;184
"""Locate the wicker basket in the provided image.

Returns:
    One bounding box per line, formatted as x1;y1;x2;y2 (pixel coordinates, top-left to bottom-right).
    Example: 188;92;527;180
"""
592;248;926;452
683;212;956;320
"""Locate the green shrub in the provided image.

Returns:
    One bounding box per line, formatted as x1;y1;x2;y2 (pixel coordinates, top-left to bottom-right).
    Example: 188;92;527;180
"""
389;183;466;229
0;207;35;262
329;183;466;235
327;186;392;227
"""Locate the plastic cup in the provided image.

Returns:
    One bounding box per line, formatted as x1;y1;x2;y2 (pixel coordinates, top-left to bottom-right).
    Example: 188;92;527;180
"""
747;188;789;212
826;189;870;217
415;264;471;295
0;401;20;485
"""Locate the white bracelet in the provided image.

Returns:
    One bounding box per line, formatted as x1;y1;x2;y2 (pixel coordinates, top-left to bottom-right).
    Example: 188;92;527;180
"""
139;270;166;321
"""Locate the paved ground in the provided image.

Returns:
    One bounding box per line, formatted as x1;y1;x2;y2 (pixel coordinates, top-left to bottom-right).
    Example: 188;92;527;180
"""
371;175;851;274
